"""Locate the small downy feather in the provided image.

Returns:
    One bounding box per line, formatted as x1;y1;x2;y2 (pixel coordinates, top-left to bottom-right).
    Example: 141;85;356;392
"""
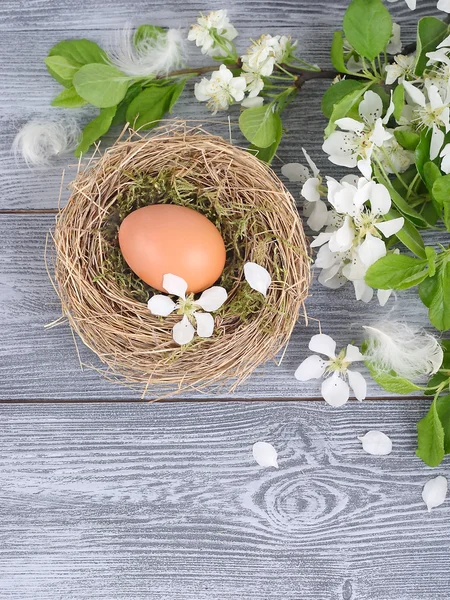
363;321;443;382
12;117;81;168
107;26;185;77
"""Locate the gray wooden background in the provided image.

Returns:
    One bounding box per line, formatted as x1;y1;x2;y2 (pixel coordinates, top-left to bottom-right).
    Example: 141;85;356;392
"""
0;1;449;599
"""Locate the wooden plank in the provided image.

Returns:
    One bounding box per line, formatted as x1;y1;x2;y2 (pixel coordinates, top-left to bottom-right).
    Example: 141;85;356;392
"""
0;401;448;599
0;0;439;31
0;213;435;400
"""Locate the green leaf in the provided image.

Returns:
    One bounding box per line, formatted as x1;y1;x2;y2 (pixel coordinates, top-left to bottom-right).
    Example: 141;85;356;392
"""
428;262;450;331
416;398;445;467
51;86;87;108
423;161;443;215
415;16;449;77
366;362;423;394
44;55;80;81
330;31;348;73
75;106;117;156
426;372;450;396
415;129;435;182
134;25;165;46
388;209;426;258
394;129;420;151
325;83;371;137
73;63;130;108
418;271;439;308
392;84;405;122
125;81;185;130
239;104;282;148
48;38;106;66
343;0;392;61
321;79;366;119
436;394;450;453
433;174;450;230
425;246;437;277
248;115;283;164
111;83;143;126
365;253;430;290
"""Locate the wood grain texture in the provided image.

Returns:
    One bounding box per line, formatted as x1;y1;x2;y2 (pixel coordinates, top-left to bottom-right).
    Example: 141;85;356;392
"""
0;401;449;599
0;214;440;400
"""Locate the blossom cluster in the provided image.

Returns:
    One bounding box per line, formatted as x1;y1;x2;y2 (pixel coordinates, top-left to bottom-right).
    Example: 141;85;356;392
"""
189;10;297;113
283;148;404;305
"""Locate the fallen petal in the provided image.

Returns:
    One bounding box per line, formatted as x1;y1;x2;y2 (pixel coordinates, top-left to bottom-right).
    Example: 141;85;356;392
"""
196;286;228;311
294;354;328;381
147;295;177;317
358;431;392;455
422;475;448;512
172;315;195;345
244;262;271;297
252;441;279;468
163;273;188;299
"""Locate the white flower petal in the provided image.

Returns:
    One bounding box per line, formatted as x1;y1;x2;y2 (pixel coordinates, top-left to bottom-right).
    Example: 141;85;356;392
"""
195;286;227;311
194;311;215;338
309;333;336;359
357;158;372;180
403;80;426;107
310;231;333;248
329;216;355;253
301;177;321;202
353;279;374;303
370;119;392;147
295;354;328;381
359;90;383;124
314;244;338;269
302;147;319;177
348;369;367;401
345;344;364;363
172;315;195;345
442;153;450;174
321;372;350;407
377;288;393;307
422;476;447;512
244;262;271;297
147;295;177;317
430;126;445;161
375;217;404;238
358;234;386;267
358;431;392;455
241;95;264;108
307;200;329;231
163;273;188;299
369;182;392;215
335;117;364;132
428;85;444;111
252;441;279;469
318;269;347;289
281;162;310;183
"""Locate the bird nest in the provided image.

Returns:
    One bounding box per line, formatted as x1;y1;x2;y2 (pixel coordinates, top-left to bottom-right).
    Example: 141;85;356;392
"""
52;124;310;398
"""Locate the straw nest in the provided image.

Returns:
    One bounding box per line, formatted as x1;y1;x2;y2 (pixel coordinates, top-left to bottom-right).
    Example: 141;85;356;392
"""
52;124;310;397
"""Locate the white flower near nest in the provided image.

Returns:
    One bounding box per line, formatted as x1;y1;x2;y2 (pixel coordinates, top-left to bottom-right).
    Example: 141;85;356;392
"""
384;53;415;85
322;90;393;179
362;321;443;381
12;117;81;168
188;10;237;57
147;274;227;346
282;148;329;231
107;25;184;77
295;333;367;407
194;64;246;114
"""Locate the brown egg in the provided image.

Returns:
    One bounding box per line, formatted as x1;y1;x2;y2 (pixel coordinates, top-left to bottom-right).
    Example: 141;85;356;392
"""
118;204;226;293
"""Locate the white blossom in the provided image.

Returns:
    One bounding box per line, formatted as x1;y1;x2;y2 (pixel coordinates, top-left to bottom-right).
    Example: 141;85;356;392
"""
437;0;450;13
147;274;227;345
188;10;237;57
282;149;329;231
387;23;402;55
384;53;415;85
322;91;392;179
386;0;416;9
195;64;246;114
403;80;450;159
440;142;450;173
295;334;367;407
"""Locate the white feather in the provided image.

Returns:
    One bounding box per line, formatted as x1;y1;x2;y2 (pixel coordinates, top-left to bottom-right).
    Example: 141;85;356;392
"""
12;117;81;168
107;26;185;77
363;321;444;381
